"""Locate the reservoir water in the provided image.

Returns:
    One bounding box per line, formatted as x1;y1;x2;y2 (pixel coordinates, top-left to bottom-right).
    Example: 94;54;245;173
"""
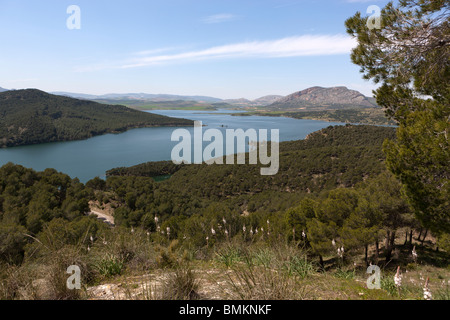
0;110;346;182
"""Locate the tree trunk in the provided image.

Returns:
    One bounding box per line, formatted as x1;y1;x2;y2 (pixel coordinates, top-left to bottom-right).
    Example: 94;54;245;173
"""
365;244;369;266
409;229;413;245
385;230;391;250
319;255;324;269
418;227;423;241
385;248;392;262
385;230;396;263
421;229;428;245
391;231;396;247
404;230;408;245
375;239;379;264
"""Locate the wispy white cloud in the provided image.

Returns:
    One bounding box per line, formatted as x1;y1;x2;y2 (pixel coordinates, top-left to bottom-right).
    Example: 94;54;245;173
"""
202;13;237;24
123;34;356;68
132;47;180;56
76;34;357;71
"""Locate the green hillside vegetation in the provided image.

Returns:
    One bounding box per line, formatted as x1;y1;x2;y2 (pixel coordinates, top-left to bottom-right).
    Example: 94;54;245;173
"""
107;161;186;178
0;124;448;300
1;125;448;300
1;0;447;301
103;125;399;231
233;108;396;126
107;125;396;200
0;89;193;148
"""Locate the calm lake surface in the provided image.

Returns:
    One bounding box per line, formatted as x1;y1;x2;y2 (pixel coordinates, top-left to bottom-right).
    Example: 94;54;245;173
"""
0;110;346;183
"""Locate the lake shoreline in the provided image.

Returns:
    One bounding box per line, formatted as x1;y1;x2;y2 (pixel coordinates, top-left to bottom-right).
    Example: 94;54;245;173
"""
0;122;195;149
0;110;348;183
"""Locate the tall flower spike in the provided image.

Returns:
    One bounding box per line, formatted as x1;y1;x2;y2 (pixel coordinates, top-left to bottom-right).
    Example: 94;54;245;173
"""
412;246;418;262
394;266;402;287
423;277;432;300
337;247;343;258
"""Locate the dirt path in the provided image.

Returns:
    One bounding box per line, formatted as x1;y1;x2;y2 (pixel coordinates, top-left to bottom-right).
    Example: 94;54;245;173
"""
88;209;115;227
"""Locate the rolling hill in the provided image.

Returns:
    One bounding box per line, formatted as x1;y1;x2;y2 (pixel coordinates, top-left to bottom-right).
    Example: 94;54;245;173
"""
0;89;193;148
267;86;377;110
224;95;284;107
49;87;376;110
52;91;223;103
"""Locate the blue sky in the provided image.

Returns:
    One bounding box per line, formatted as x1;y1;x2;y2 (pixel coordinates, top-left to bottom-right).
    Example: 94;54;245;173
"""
0;0;391;99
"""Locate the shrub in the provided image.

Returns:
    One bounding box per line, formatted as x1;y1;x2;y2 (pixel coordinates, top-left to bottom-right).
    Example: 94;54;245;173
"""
41;246;90;300
94;253;124;278
334;268;356;280
380;275;398;296
0;263;37;300
215;245;242;268
227;264;306;300
159;264;200;300
283;255;316;279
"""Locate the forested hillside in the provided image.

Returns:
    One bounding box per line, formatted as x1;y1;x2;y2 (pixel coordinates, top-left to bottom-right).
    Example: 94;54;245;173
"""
0;89;193;148
105;125;396;221
233;108;395;126
0;124;397;265
1;124;447;300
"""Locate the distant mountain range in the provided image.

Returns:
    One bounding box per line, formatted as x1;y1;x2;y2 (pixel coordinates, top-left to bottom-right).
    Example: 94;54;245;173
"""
51;92;223;103
50;91;285;108
0;87;8;92
2;86;377;109
50;87;376;109
224;95;284;107
267;86;377;110
0;86;382;147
